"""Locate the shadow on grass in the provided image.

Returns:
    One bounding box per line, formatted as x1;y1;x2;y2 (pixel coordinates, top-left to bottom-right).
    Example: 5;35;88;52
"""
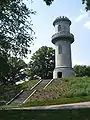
0;108;90;120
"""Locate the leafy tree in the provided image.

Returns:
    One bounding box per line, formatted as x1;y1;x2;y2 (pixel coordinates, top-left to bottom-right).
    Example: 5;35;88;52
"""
0;0;35;82
74;65;88;77
0;0;35;57
0;52;9;84
85;66;90;76
82;0;90;11
43;0;54;5
1;0;90;11
3;57;27;84
44;0;90;11
28;46;55;79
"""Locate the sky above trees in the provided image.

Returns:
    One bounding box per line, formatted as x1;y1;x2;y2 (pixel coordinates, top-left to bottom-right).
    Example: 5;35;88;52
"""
24;0;90;66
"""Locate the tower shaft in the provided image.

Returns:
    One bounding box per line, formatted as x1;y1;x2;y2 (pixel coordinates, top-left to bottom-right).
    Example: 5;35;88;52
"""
52;16;74;78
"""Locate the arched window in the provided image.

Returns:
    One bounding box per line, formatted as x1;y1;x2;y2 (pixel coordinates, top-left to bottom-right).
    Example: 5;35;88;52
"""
58;25;61;32
58;44;62;54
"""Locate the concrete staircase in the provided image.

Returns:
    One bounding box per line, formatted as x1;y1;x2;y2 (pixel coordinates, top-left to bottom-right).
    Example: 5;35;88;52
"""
7;79;52;105
35;79;51;90
10;90;33;105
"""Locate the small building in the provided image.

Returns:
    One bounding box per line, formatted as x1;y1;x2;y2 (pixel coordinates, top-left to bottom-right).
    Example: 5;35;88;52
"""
51;16;74;78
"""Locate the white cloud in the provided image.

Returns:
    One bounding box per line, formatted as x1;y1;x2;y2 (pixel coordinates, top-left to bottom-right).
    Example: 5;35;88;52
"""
75;13;88;22
84;21;90;29
73;9;89;23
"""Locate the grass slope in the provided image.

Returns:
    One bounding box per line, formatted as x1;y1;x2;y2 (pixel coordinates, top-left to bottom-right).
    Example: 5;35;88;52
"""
0;80;39;105
22;77;90;107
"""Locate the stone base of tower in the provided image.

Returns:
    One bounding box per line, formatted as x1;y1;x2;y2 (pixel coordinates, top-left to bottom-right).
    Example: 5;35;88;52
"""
53;67;74;79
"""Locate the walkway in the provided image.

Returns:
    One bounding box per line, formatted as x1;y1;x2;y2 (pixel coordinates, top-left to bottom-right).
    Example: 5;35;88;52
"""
8;79;52;105
1;101;90;110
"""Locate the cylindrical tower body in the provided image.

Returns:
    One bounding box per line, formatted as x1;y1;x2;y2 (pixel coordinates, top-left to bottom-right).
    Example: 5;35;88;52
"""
52;16;74;78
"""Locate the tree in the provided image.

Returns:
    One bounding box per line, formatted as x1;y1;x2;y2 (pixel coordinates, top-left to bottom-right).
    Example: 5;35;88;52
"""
2;57;27;84
73;65;90;77
0;0;35;82
0;0;35;57
44;0;90;11
1;0;90;11
82;0;90;11
86;66;90;76
28;46;55;79
0;52;9;84
74;65;87;77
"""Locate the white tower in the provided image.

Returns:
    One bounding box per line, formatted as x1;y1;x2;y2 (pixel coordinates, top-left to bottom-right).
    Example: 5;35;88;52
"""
52;16;74;78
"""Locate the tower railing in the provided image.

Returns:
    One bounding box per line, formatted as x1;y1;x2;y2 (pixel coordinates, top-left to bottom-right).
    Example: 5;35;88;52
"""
52;32;74;43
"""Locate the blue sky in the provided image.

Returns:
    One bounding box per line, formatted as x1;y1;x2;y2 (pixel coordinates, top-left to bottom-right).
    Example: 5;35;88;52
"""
24;0;90;66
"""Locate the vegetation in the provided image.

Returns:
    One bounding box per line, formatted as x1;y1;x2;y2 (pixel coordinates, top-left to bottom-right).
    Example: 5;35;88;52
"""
1;0;90;11
0;0;35;83
30;77;90;99
1;77;90;107
0;109;90;120
44;0;90;11
0;0;90;83
1;57;27;84
74;65;90;77
28;46;55;79
0;80;38;104
20;77;90;107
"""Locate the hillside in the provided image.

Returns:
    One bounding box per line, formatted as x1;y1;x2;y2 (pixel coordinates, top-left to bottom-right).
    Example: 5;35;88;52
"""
22;77;90;107
1;77;90;107
0;80;39;105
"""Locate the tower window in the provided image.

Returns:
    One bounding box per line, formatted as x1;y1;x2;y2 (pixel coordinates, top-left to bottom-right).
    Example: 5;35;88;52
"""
58;44;62;54
58;25;61;32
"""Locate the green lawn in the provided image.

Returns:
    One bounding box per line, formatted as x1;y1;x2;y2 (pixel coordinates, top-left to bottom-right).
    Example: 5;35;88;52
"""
0;109;90;120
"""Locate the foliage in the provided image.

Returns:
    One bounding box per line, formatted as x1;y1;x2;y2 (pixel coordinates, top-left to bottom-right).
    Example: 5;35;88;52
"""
28;46;55;79
0;52;9;83
82;0;90;11
1;57;27;84
44;0;90;11
0;0;35;82
74;65;90;77
43;0;54;5
0;80;39;103
1;77;90;107
0;84;22;102
0;0;35;57
24;77;90;105
1;0;90;11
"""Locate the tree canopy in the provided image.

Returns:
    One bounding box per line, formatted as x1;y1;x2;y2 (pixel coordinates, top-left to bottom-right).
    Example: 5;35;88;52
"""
1;0;90;11
0;0;35;82
28;46;55;79
44;0;90;11
1;57;27;84
0;0;35;57
74;65;90;77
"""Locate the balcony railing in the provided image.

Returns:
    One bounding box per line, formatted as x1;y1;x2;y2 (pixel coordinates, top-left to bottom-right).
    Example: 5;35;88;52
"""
52;32;74;44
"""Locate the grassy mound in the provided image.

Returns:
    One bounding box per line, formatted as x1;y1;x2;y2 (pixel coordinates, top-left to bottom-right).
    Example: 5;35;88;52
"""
22;77;90;107
0;80;39;104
